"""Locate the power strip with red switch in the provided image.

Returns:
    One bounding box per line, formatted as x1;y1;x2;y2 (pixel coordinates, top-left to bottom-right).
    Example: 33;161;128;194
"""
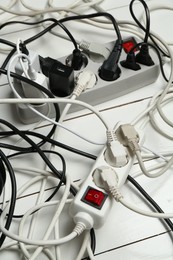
69;143;133;229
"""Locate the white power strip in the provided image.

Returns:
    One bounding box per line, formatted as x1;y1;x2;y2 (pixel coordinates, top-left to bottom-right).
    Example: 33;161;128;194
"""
59;40;160;113
69;124;144;229
15;38;160;123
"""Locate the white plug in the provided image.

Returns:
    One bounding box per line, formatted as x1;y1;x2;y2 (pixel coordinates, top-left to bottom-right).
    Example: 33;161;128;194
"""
14;50;41;76
79;40;110;62
104;129;128;167
73;70;97;97
21;72;48;99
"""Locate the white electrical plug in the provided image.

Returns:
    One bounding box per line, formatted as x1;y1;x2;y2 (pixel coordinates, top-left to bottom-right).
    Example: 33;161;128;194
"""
21;72;48;99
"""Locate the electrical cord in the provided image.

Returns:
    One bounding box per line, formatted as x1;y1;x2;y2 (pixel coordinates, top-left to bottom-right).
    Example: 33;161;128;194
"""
8;17;78;50
18;173;72;260
129;0;150;43
0;130;97;160
0;149;17;247
127;175;173;231
60;12;122;43
0;120;96;256
3;59;108;145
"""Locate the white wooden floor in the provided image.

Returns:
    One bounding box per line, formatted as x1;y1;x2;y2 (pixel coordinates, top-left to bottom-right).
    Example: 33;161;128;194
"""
0;0;173;259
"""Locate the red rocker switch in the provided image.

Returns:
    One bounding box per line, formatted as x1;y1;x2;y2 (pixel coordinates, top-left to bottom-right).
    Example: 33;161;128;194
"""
82;186;107;209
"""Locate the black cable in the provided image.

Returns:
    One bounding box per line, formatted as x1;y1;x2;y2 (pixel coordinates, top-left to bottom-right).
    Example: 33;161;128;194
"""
0;48;16;71
0;118;60;176
0;17;78;50
0;149;17;247
127;175;173;231
59;12;122;43
0;38;15;48
129;0;169;58
129;0;150;43
0;17;59;30
23;18;78;50
0;130;97;160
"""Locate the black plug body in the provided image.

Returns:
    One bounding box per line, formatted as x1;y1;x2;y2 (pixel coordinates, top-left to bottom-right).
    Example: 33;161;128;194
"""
39;56;74;97
66;49;88;71
135;44;154;66
121;52;141;71
99;40;122;81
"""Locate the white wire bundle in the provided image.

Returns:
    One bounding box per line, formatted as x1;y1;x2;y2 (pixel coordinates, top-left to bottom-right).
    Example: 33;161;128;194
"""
0;166;92;259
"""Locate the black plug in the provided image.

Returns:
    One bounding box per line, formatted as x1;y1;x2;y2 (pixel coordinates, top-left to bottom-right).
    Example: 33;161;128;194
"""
39;56;56;77
71;49;84;70
66;49;88;71
135;44;154;66
39;56;74;97
19;42;29;56
121;52;141;71
99;40;122;81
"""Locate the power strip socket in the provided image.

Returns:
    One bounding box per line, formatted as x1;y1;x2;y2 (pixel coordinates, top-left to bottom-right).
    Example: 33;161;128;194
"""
69;124;144;229
58;38;160;113
69;141;133;229
15;38;160;123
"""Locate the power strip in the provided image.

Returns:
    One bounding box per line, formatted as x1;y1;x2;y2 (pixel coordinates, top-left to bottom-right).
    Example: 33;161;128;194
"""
15;38;160;123
69;124;144;229
59;40;160;113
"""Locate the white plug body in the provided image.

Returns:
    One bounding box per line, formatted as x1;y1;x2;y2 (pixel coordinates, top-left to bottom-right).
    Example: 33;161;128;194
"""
21;72;47;99
15;72;51;124
14;50;41;75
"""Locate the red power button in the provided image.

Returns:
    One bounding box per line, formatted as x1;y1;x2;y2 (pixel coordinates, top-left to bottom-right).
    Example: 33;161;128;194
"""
82;187;107;209
122;37;138;53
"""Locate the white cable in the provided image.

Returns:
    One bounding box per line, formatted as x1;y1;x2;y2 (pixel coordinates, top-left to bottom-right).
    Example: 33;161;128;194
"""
76;231;90;260
19;178;48;259
0;0;17;15
135;150;173;178
98;168;173;219
1;243;56;260
0;200;79;246
20;0;48;12
18;174;71;259
141;146;169;162
7;52;110;145
54;220;61;260
87;243;95;260
119;196;173;219
149;91;173;140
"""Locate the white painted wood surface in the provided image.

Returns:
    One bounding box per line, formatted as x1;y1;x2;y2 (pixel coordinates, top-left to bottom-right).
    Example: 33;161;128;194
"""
0;0;173;259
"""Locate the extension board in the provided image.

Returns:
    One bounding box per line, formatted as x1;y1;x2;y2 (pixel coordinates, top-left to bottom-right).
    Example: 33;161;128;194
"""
16;38;160;123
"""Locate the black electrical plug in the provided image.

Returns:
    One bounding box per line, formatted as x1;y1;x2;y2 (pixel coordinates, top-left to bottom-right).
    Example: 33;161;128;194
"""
120;52;141;71
98;40;122;81
71;49;83;70
19;42;29;56
39;56;74;97
66;49;88;71
135;44;154;66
